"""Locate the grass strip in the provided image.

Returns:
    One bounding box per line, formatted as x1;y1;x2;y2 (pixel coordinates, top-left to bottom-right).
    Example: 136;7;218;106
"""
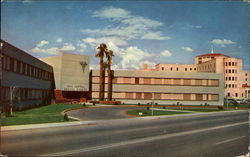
1;104;84;126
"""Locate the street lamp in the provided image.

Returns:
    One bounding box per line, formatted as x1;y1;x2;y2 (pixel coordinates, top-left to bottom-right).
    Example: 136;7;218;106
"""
151;94;154;116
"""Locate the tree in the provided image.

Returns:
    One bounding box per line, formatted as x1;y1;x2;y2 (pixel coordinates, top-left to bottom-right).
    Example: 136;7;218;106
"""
106;50;114;101
96;43;108;101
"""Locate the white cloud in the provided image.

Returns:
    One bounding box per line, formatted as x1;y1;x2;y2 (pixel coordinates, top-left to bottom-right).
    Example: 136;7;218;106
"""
1;0;4;3
37;40;49;47
22;0;32;3
83;36;127;47
117;46;154;69
56;38;63;43
92;6;131;20
60;43;76;51
31;41;76;55
31;47;59;55
211;39;236;47
189;25;202;29
182;47;193;52
141;31;171;40
81;7;170;41
161;50;172;57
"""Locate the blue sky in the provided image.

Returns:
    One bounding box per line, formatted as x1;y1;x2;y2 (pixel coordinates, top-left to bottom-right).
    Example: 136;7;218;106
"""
1;0;249;70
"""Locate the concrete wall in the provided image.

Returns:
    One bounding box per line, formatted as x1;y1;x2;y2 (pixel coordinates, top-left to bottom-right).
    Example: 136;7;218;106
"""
91;70;224;106
41;52;89;91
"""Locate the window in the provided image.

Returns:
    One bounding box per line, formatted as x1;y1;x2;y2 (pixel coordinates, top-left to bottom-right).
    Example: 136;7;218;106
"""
190;68;192;71
225;62;228;66
232;62;234;66
162;67;164;70
14;59;18;72
225;77;227;81
228;92;230;97
246;73;248;76
245;78;248;81
229;69;231;73
6;56;10;70
229;62;231;66
232;77;234;81
229;84;231;88
170;67;173;71
229;77;231;81
135;78;139;84
144;93;152;99
194;68;196;71
185;68;187;71
176;67;179;71
225;70;227;73
235;93;238;97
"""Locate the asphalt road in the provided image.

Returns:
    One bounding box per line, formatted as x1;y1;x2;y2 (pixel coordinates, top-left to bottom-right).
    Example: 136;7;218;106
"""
1;109;249;157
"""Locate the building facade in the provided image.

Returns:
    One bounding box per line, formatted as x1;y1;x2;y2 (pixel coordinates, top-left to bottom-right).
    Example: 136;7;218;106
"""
91;70;224;106
142;53;250;99
0;40;55;111
41;52;90;101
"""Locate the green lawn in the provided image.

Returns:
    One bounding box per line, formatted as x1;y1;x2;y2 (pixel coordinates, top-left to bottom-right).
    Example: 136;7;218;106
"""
171;108;222;112
127;109;190;117
1;104;84;126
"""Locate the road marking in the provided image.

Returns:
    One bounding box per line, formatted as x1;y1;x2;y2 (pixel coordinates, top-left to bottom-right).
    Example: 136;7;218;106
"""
43;121;248;156
216;136;246;145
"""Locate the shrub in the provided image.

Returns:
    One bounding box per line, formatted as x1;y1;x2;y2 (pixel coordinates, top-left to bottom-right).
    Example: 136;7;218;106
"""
163;106;166;109
217;106;224;110
64;114;69;121
146;107;150;110
138;102;140;106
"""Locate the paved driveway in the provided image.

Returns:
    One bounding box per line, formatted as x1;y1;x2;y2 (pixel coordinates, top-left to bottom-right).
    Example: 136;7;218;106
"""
66;106;144;121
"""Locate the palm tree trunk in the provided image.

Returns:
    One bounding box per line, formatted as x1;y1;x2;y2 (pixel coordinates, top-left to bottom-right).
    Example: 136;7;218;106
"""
107;63;112;101
99;57;104;101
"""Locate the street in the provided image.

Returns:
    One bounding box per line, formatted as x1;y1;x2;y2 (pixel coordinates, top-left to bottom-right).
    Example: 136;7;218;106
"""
1;110;249;157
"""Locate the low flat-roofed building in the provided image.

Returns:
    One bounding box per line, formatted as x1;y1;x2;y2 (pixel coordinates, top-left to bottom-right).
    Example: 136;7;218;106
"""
91;70;224;106
1;40;55;111
40;52;90;101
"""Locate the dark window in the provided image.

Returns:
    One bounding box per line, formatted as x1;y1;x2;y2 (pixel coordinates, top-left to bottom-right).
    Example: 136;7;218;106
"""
235;93;238;97
225;62;228;66
170;67;173;71
232;62;234;66
135;78;139;84
228;92;230;97
225;77;228;81
229;69;231;73
229;62;231;66
225;70;227;73
229;77;231;81
176;67;179;71
190;68;192;71
229;84;231;88
185;68;187;71
194;68;196;71
162;67;164;70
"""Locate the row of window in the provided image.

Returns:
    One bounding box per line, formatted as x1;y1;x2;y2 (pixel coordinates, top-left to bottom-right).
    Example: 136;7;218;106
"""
225;62;237;66
161;67;197;71
1;54;53;81
227;91;250;98
225;84;237;88
92;92;219;101
0;87;52;102
92;77;220;86
225;69;237;74
225;77;237;81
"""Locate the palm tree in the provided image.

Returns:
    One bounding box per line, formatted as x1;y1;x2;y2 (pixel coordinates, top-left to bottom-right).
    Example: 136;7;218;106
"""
106;50;114;101
96;43;108;101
